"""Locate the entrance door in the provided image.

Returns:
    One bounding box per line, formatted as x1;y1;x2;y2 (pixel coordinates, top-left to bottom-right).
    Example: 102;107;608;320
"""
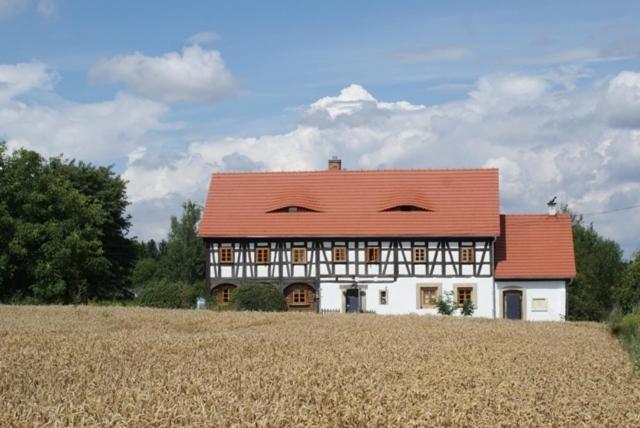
345;289;359;313
503;290;523;320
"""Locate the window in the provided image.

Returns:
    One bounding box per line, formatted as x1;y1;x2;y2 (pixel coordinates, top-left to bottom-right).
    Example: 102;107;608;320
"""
366;246;380;263
291;247;307;264
531;298;548;312
379;290;388;305
413;246;426;263
292;287;306;303
382;205;429;212
460;247;475;264
420;286;439;308
255;247;270;265
456;287;473;306
219;247;234;264
215;285;236;304
333;246;347;263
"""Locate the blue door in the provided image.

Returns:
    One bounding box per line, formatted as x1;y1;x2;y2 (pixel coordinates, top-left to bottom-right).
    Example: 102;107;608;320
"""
504;290;522;320
346;289;359;313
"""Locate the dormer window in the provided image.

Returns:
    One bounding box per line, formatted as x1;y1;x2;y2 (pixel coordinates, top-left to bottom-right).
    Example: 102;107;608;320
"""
382;205;430;212
267;206;319;213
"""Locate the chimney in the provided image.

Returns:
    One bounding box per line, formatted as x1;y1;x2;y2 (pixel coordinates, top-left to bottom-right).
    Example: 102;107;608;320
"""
328;156;342;171
547;197;557;216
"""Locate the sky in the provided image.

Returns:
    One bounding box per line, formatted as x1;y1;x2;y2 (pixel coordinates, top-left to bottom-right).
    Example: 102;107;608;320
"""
1;0;640;256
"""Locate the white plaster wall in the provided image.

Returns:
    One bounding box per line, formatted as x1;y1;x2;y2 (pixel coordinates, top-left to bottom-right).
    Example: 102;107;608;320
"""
495;280;566;321
320;277;495;317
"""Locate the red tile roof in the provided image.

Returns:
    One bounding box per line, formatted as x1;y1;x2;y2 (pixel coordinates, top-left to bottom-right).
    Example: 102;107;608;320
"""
495;214;576;279
199;168;500;238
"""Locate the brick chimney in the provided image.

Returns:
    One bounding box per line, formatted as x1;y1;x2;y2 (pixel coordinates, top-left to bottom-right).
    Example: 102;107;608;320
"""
328;156;342;171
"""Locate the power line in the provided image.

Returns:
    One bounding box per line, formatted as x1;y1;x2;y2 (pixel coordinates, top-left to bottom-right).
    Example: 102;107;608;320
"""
580;204;640;217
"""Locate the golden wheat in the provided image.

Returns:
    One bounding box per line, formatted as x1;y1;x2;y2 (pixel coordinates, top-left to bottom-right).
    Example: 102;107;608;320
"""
0;305;639;427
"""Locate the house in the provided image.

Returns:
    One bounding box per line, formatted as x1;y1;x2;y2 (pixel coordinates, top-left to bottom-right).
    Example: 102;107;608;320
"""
198;158;576;321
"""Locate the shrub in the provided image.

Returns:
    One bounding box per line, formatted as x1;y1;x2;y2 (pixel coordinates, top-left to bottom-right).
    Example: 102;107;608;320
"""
137;280;193;309
230;283;287;312
609;307;640;370
436;292;455;316
461;299;475;316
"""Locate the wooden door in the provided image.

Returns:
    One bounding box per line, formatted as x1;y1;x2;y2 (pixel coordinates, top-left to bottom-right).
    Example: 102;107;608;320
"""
503;290;523;320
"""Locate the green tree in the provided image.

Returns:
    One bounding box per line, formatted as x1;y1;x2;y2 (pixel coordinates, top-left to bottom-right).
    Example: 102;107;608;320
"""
159;201;205;284
567;214;626;321
0;145;112;303
50;157;137;300
614;252;640;313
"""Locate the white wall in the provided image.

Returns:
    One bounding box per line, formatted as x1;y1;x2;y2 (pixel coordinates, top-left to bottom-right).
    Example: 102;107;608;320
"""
495;280;566;321
319;277;495;318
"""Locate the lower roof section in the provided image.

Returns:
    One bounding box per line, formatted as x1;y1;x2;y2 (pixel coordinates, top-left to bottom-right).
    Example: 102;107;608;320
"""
495;214;576;280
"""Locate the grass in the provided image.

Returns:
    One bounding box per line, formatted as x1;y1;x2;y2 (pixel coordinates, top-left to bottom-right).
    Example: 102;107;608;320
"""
1;306;639;426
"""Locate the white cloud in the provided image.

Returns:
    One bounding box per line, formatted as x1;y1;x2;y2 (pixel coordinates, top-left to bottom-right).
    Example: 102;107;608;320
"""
187;31;220;45
0;61;56;101
1;92;174;160
395;46;471;63
89;45;236;103
125;72;640;255
0;0;28;18
0;60;175;162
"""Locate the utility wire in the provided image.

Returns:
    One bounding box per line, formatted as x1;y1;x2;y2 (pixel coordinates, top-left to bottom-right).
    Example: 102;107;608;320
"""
580;204;640;217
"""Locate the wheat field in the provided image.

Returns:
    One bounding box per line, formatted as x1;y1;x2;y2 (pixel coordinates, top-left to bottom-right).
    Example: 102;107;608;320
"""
1;306;639;427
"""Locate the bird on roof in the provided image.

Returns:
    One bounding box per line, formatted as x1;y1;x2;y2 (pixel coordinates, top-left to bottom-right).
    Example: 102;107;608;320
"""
547;196;557;206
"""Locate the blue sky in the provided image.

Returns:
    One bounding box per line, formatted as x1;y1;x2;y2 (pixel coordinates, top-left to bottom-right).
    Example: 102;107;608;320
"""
1;0;640;254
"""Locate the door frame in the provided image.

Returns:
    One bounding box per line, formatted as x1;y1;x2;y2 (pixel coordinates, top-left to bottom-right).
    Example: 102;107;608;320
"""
499;287;526;320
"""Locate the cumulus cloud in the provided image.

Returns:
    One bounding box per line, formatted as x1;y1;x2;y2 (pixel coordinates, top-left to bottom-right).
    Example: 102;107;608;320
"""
0;61;56;101
186;31;220;45
125;72;640;254
89;45;236;103
0;60;175;162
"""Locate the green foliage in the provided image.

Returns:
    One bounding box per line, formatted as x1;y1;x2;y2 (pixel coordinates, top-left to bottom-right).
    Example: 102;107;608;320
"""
436;292;455;315
160;201;204;284
566;214;626;321
230;283;287;312
460;299;475;316
609;307;640;370
129;201;205;295
614;252;640;313
131;258;160;289
0;144;128;304
136;280;192;309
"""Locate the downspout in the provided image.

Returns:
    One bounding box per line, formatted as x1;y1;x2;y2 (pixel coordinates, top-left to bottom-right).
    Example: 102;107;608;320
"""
491;237;496;319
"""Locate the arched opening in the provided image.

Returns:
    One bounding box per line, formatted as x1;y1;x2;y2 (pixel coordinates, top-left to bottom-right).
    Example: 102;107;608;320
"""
284;283;316;312
212;283;237;305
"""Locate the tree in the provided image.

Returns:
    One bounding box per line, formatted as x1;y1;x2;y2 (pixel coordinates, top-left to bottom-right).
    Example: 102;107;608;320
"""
50;157;137;300
0;145;110;303
159;201;205;284
614;252;640;313
566;214;626;321
0;144;135;303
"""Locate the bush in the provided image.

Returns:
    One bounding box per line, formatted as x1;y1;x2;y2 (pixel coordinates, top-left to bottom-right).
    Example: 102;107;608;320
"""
436;292;455;316
609;307;640;370
461;299;475;316
230;283;287;312
137;280;194;309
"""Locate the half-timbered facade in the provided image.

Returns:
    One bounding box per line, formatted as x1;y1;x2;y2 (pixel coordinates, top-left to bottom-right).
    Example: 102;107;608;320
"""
199;159;576;321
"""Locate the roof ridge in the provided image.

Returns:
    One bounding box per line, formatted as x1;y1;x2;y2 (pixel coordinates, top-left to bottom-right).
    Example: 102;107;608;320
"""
211;167;499;176
501;213;571;217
